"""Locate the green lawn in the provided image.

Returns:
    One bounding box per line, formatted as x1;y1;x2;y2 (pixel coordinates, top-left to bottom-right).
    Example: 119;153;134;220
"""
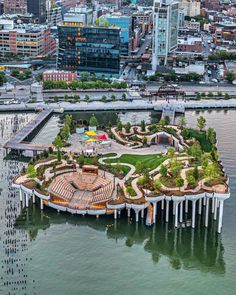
182;128;212;152
104;154;166;171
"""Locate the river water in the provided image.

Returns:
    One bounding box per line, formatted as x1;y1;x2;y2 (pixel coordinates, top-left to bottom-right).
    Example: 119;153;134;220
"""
0;109;235;295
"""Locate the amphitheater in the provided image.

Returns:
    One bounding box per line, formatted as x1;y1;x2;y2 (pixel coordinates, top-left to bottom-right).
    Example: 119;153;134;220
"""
48;165;114;210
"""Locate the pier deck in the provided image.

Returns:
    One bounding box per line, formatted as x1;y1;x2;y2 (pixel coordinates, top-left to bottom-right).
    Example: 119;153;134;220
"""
4;109;53;152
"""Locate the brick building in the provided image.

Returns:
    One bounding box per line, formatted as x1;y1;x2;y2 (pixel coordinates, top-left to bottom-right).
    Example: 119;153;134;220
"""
42;70;78;81
0;20;56;57
177;37;202;53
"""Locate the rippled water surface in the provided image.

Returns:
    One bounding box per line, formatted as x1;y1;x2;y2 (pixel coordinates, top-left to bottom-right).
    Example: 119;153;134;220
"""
0;109;236;295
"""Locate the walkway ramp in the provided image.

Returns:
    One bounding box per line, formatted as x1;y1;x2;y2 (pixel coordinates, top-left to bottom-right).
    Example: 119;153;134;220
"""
161;105;175;124
4;109;52;152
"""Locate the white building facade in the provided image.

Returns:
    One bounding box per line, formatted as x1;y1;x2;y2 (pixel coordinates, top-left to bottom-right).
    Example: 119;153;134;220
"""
152;0;179;70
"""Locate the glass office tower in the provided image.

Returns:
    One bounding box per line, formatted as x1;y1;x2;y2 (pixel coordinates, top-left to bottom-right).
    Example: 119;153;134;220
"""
57;22;121;76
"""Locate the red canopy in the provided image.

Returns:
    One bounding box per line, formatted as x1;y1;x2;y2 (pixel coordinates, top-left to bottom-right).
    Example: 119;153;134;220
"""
97;134;108;140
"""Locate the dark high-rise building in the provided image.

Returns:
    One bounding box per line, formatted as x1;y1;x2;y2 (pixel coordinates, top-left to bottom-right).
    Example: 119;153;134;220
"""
57;22;120;75
27;0;46;23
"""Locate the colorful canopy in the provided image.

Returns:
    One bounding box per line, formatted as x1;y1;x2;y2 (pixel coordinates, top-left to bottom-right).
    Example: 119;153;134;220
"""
86;130;97;136
86;138;97;143
97;134;108;140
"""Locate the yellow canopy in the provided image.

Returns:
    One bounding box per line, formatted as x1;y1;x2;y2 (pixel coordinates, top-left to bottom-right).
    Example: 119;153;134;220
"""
86;130;97;136
86;138;97;142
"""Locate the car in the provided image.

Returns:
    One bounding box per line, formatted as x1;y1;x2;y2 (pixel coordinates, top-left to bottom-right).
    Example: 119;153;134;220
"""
199;81;206;84
211;78;218;83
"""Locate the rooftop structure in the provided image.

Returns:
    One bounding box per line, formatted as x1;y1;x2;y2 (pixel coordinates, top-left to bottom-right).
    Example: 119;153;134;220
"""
64;5;93;25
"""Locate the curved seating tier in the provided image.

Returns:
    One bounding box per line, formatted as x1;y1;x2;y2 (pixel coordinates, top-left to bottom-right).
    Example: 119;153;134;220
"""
49;171;114;209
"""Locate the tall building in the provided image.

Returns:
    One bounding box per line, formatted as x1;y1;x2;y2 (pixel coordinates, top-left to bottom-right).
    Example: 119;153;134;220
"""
106;14;132;56
152;0;179;70
3;0;27;14
27;0;47;23
46;1;62;26
57;21;120;75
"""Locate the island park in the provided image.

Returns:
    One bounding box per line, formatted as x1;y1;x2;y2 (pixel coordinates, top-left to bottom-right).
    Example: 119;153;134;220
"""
12;113;230;233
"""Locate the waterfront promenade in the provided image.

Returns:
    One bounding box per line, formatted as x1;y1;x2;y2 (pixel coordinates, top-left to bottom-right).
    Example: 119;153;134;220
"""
2;98;236;113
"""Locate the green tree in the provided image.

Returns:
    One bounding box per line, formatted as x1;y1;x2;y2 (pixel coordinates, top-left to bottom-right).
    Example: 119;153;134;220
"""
200;153;210;169
158;118;166;128
53;135;64;161
160;164;168;178
179;116;186;129
95;18;100;26
187;143;202;159
111;94;116;101
207;92;213;98
73;95;80;103
193;165;199;181
186;174;196;186
89;115;98;127
101;95;107;102
84;94;90;102
125;122;131;133
197;116;206;131
78;155;85;168
196;92;201;100
164;116;170;126
54;96;59;103
226;71;235;83
207;127;215;144
121;93;126;100
117;120;123;131
170;159;182;178
204;163;220;181
64;114;73;128
154;179;162;191
143;137;147;145
60;124;70;141
167;147;175;159
64;94;68;102
26;164;37;179
176;178;184;190
104;19;109;27
141;120;146;132
135;161;146;174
